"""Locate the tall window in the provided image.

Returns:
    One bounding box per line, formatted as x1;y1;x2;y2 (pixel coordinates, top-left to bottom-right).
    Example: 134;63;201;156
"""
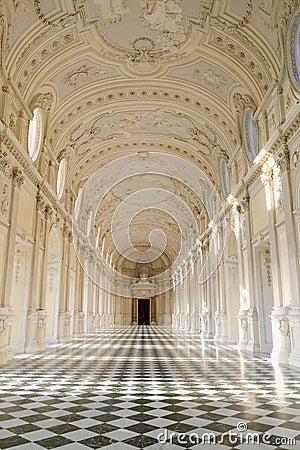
28;107;43;162
288;11;300;90
243;108;258;163
57;158;67;199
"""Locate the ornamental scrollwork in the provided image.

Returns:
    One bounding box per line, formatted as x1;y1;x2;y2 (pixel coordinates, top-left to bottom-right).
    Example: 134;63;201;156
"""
280;0;297;27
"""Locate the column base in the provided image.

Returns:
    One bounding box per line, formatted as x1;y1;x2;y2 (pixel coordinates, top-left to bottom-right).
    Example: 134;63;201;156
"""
114;313;124;326
214;311;228;343
270;307;291;365
0;308;13;365
25;309;48;353
73;312;85;337
190;313;201;334
86;312;96;333
288;307;300;368
57;311;72;343
238;309;249;351
247;308;260;353
201;312;213;339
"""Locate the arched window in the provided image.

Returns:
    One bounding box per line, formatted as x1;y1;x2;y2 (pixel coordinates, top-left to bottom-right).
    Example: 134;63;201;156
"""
28;107;43;162
220;158;230;198
243;108;258;163
288;11;300;90
56;158;67;199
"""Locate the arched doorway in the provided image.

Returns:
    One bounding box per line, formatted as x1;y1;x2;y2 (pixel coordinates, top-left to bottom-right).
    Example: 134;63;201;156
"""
138;299;150;325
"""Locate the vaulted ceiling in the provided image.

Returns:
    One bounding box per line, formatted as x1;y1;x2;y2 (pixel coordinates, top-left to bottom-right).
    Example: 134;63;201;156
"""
3;0;285;279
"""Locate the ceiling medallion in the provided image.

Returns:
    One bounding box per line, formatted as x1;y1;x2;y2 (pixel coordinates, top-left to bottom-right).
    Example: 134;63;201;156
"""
127;37;160;72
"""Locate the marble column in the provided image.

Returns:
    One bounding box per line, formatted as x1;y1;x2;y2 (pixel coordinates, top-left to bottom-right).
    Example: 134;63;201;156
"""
73;245;85;337
57;225;72;343
239;190;260;352
25;185;48;353
277;148;300;367
261;163;291;364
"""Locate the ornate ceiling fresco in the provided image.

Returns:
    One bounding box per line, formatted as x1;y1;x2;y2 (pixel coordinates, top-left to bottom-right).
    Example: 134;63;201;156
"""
1;0;296;290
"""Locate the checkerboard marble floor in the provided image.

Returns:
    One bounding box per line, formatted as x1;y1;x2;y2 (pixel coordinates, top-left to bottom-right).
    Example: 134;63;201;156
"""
0;326;300;449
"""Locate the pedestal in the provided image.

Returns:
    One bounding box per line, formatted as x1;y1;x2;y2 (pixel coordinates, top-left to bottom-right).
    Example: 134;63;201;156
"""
73;312;85;337
214;311;228;343
238;309;249;351
201;312;213;339
190;312;201;333
214;311;222;343
57;311;72;343
288;308;300;368
247;307;260;352
25;309;48;353
0;308;13;365
86;312;96;333
270;307;291;364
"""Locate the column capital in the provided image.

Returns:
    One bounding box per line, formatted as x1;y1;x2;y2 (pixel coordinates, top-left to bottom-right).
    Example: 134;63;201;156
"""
275;147;290;173
232;92;256;114
260;166;274;187
10;167;24;188
238;189;250;214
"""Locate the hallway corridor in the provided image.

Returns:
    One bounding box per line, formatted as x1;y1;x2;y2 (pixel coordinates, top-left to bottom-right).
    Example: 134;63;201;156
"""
0;326;300;449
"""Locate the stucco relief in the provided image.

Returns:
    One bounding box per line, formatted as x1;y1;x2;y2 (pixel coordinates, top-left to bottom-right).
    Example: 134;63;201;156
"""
65;109;228;157
258;0;275;29
140;0;186;53
64;65;106;87
192;69;225;89
95;0;130;24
